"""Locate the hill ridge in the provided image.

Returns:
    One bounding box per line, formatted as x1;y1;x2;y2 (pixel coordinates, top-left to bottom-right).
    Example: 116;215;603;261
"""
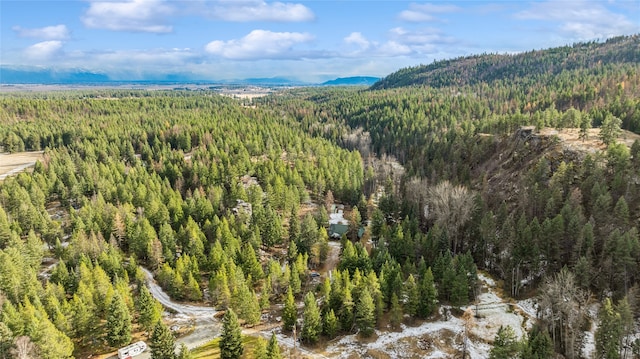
371;34;640;90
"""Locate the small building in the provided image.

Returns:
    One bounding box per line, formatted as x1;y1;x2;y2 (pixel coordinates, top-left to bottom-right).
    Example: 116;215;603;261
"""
329;223;349;239
329;208;349;239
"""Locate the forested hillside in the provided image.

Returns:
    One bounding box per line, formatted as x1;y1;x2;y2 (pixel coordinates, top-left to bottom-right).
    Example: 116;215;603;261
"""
372;35;639;91
260;35;640;358
0;36;639;359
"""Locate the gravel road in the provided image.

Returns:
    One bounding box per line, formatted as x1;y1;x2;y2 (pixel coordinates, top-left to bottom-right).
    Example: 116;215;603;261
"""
134;268;220;359
137;267;329;359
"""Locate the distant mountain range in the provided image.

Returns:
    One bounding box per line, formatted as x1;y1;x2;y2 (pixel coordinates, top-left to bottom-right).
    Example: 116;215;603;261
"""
0;67;378;87
0;68;111;84
321;76;380;86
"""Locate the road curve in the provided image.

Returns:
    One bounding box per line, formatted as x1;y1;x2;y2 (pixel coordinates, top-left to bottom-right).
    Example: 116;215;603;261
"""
140;267;330;359
140;267;217;317
137;267;220;359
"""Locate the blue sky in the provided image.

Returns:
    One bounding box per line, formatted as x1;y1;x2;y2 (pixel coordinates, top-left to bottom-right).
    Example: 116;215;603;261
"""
1;0;639;82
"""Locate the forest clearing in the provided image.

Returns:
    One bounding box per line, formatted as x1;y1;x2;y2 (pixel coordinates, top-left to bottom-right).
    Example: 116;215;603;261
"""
0;151;42;181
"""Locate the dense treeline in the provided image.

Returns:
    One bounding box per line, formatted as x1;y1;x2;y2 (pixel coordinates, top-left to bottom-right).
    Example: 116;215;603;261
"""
372;35;639;91
0;91;367;357
258;37;640;358
1;36;639;359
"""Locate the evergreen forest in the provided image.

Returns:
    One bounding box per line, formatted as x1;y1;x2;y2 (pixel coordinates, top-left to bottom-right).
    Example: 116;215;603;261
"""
0;34;639;359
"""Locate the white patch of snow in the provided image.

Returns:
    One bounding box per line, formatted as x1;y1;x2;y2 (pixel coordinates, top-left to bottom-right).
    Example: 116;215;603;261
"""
582;302;600;359
477;272;496;287
516;298;538;319
329;211;348;225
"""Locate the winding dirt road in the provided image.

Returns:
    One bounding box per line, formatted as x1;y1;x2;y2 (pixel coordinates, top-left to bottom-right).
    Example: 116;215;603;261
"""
140;267;328;359
137;268;220;359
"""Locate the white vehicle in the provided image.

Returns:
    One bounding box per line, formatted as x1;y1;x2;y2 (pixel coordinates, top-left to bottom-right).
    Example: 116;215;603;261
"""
117;341;147;359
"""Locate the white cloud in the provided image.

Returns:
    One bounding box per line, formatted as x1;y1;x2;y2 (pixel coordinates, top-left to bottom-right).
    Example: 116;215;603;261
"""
205;30;314;60
377;41;413;57
341;27;456;58
344;32;370;50
199;0;314;22
515;1;639;40
398;2;461;22
389;27;455;46
12;25;70;40
82;0;175;33
91;48;199;66
24;41;64;60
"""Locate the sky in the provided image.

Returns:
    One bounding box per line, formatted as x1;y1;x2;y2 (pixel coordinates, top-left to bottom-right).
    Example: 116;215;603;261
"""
1;0;639;82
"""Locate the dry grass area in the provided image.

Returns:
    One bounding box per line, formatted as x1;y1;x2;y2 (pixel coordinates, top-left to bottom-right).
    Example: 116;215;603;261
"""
538;128;640;153
0;151;43;181
191;336;260;359
219;88;273;100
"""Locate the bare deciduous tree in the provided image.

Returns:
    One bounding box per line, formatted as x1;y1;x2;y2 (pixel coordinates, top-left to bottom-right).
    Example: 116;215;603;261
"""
11;336;38;359
405;177;429;216
424;181;475;253
537;267;587;359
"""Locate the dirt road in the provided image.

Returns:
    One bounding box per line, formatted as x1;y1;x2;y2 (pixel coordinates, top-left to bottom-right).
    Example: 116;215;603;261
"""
139;267;328;359
323;241;341;275
134;268;220;359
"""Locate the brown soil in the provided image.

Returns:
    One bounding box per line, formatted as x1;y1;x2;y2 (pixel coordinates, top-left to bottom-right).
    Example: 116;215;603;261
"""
322;241;341;275
538;127;640;153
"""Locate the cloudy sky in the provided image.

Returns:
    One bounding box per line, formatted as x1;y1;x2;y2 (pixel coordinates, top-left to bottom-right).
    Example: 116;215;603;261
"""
1;0;639;82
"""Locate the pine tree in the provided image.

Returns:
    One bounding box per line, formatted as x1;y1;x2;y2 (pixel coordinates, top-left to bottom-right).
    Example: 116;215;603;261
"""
348;206;362;240
31;313;75;359
340;281;355;332
298;214;319;255
220;309;243;359
0;322;13;359
355;288;375;337
489;326;521;359
289;263;301;295
323;309;338;339
320;277;331;308
106;292;132;347
579;116;592;142
0;207;11;248
241;244;264;280
137;285;162;334
184;272;202;301
599;114;622;146
252;337;268;359
266;332;282;359
259;281;271;311
282;286;297;332
150;320;176;359
389;293;403;330
450;271;469;306
176;343;192;359
301;292;321;344
596;298;622;359
210;269;231;309
617;297;634;359
418;267;437;318
288;208;301;247
523;326;553;359
244;289;262;325
405;274;419;318
70;293;92;342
